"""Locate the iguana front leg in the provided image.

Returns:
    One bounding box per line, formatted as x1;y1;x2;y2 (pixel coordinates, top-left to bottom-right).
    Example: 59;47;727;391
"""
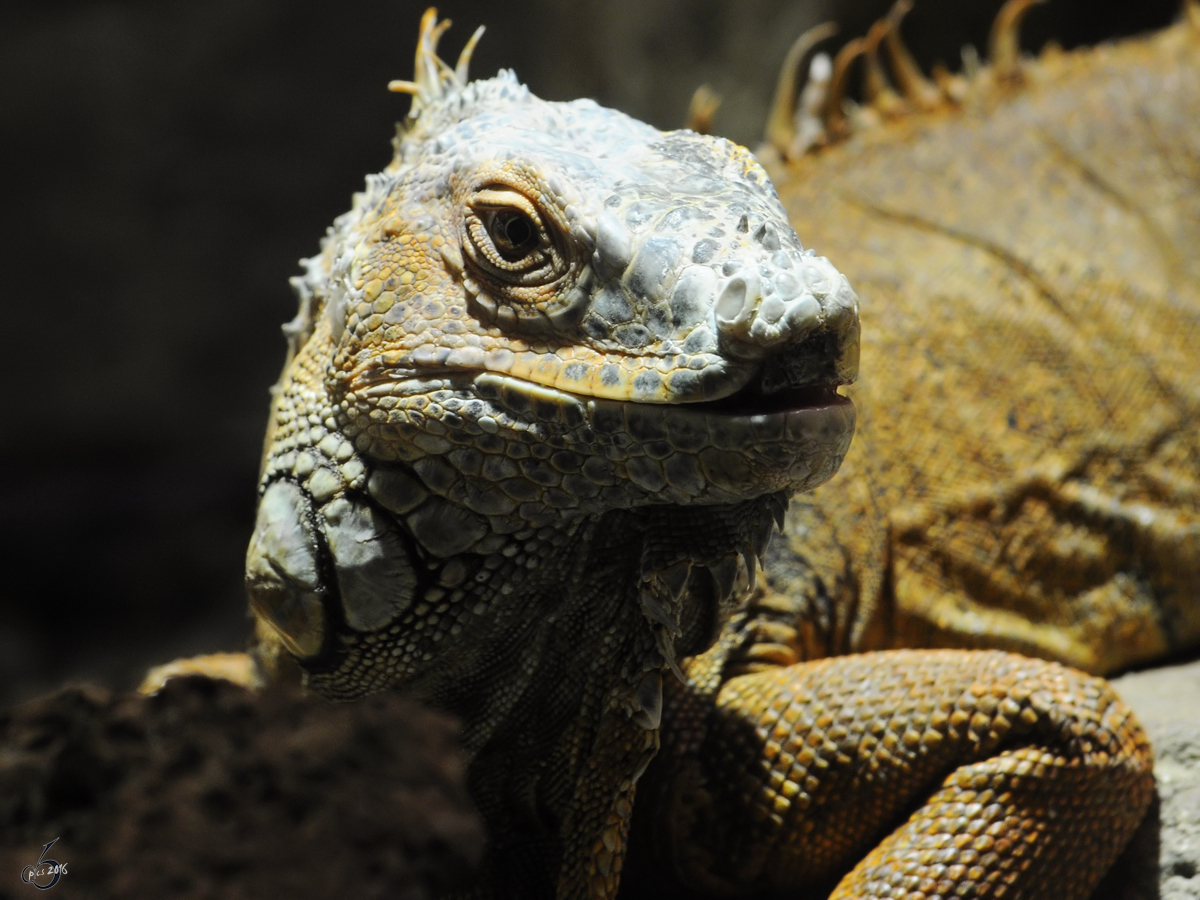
636;649;1153;898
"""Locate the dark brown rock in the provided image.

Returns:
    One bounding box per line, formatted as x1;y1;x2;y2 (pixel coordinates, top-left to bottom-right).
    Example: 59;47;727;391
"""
0;677;483;900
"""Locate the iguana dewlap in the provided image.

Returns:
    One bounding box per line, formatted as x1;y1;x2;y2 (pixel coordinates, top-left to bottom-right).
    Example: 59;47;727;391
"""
161;8;1160;899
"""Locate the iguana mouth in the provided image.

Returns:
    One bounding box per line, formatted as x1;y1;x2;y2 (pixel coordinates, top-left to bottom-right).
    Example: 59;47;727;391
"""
688;382;848;416
352;363;850;419
447;369;852;427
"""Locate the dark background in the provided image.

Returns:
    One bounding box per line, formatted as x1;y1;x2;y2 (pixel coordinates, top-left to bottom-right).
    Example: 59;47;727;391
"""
0;0;1180;703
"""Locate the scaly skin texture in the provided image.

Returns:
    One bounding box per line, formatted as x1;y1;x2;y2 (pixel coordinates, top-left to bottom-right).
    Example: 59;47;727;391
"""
753;13;1200;676
628;648;1152;898
205;8;1164;899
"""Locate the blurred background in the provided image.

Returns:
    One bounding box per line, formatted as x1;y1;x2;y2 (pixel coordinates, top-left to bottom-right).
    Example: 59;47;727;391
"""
0;0;1180;703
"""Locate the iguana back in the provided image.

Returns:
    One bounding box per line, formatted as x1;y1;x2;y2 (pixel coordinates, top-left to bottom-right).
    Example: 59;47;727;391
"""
755;17;1200;675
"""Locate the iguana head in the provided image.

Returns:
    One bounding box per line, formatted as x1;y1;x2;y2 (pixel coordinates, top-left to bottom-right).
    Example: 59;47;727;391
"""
245;10;858;694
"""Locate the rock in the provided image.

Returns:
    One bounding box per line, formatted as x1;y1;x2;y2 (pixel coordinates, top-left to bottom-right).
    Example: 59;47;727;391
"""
0;677;483;900
1099;658;1200;900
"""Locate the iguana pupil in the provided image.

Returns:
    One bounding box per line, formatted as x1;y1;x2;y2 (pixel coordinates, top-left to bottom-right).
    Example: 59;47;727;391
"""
493;210;535;255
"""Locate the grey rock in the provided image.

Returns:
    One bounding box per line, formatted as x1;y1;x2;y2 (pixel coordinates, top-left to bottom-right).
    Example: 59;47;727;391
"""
1099;658;1200;900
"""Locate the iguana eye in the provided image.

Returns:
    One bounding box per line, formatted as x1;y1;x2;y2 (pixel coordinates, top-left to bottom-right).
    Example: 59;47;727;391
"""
460;184;585;331
458;186;576;303
464;187;560;283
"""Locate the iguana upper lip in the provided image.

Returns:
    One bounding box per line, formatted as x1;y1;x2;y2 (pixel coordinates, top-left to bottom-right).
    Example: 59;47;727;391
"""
470;368;850;418
354;364;847;416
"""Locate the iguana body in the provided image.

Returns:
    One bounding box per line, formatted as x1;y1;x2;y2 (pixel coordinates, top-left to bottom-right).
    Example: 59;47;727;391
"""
755;8;1200;676
156;7;1190;898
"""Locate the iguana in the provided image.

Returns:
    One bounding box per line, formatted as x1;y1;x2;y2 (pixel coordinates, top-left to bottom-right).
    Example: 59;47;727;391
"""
143;5;1200;897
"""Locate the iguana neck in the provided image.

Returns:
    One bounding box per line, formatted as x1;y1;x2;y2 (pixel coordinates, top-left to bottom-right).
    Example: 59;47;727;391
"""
388;500;777;898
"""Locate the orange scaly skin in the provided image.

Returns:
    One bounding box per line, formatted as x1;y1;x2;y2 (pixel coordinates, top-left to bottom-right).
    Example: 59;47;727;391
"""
757;13;1200;676
630;649;1152;899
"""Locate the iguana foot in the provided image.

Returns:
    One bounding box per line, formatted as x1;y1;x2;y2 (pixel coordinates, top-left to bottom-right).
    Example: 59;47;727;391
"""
641;649;1153;899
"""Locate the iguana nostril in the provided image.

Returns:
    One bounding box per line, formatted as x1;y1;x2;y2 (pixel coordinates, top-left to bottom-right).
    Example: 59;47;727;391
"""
715;275;753;327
